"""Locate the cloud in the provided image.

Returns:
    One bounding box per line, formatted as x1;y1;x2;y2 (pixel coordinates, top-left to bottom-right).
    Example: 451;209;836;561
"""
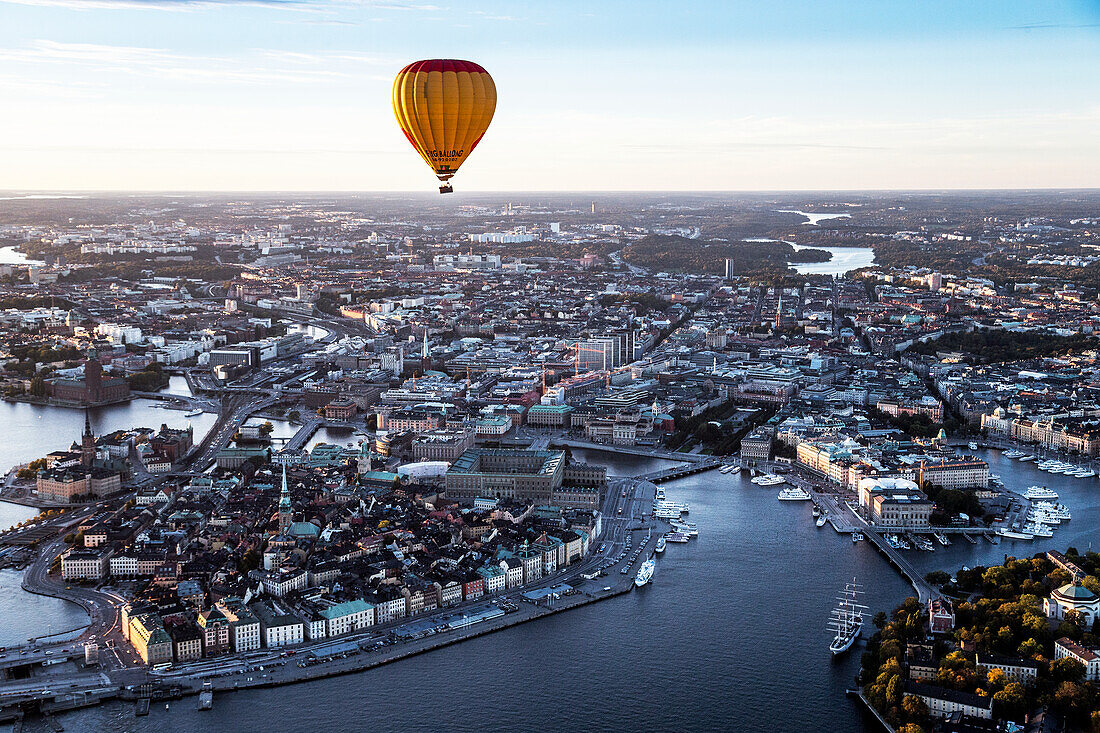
0;40;397;86
1006;21;1100;30
0;0;440;10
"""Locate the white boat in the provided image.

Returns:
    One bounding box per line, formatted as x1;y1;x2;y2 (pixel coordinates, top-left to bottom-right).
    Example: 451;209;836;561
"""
933;531;950;546
1023;523;1053;538
1003;449;1023;458
728;466;741;475
777;487;812;501
1020;454;1036;462
968;442;979;451
816;514;828;528
912;535;935;552
665;532;689;543
828;579;867;655
655;536;666;554
1024;486;1059;501
751;474;785;487
185;409;204;418
851;532;864;542
635;559;655;587
996;527;1035;540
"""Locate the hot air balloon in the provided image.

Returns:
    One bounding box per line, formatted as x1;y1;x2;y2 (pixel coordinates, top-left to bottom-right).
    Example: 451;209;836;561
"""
392;59;496;194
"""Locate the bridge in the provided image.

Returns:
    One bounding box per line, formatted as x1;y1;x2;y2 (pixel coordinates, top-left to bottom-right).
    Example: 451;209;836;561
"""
551;439;710;463
637;459;723;484
283;417;323;452
862;529;941;603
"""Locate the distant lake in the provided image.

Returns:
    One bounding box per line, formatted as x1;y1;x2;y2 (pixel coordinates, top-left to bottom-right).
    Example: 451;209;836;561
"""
0;245;44;266
776;209;853;226
745;238;875;276
790;244;875;275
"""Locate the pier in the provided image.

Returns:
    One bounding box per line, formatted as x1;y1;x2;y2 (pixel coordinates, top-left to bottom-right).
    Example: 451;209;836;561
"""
861;530;941;603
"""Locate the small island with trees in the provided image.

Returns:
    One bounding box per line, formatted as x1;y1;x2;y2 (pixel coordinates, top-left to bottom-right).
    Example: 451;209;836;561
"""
860;549;1100;732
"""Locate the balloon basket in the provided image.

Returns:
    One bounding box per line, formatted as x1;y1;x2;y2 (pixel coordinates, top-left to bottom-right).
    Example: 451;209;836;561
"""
439;184;454;194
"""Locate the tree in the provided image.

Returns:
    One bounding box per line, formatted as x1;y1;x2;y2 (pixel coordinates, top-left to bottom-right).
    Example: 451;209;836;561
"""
1051;657;1087;685
238;549;261;574
259;421;274;436
287;410;301;422
28;375;47;397
897;725;925;733
993;682;1027;720
872;611;888;630
902;694;928;721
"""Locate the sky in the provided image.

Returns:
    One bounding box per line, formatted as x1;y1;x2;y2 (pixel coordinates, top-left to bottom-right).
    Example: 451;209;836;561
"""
0;0;1098;192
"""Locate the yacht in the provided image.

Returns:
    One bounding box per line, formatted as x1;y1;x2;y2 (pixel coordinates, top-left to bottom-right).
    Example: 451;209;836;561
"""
968;442;979;451
851;532;864;542
728;466;742;475
185;408;204;418
1023;523;1054;538
778;487;812;501
634;559;655;587
655;536;666;554
1020;454;1036;462
1024;486;1059;501
828;579;867;656
665;532;690;543
912;535;935;552
751;474;785;487
932;531;950;546
816;513;828;528
1003;449;1024;458
996;527;1035;540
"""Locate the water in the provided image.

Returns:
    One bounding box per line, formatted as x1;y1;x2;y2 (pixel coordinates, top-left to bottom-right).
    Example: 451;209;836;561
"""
565;446;681;476
776;209;853;226
0;399;217;472
790;244;876;276
0;569;87;647
0;245;44;266
744;236;875;276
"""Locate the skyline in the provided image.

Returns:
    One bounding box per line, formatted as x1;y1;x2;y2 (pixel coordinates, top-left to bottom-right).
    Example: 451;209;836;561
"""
1;0;1098;191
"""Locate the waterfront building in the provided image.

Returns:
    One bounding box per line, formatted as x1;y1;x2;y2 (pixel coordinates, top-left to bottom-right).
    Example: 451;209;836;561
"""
904;681;992;720
740;427;773;462
129;614;173;666
37;465;121;504
250;601;305;648
61;548;110;580
166;620;203;663
1044;583;1100;625
1054;638;1100;682
321;599;375;637
216;598;262;653
46;357;130;406
858;477;933;528
197;607;232;657
445;448;565;505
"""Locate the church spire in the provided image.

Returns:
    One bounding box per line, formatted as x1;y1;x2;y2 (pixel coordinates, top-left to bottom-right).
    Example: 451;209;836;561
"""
278;465;292;534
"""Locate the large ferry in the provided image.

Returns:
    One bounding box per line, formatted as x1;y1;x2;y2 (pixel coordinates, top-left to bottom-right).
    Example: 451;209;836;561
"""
1024;485;1059;501
635;559;655;587
751;474;785;487
777;487;812;501
828;579;867;655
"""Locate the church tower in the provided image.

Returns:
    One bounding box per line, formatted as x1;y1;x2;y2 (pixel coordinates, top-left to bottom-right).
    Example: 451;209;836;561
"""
81;411;96;467
278;465;292;535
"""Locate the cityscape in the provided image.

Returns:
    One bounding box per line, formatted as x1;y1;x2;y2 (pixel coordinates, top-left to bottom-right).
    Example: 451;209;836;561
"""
1;1;1099;733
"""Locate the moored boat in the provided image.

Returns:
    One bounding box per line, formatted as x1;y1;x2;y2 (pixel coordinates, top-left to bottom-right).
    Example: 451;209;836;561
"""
828;579;867;655
635;559;655;587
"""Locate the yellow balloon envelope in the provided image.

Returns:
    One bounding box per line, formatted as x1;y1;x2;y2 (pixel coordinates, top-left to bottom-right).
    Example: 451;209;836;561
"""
392;59;497;193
